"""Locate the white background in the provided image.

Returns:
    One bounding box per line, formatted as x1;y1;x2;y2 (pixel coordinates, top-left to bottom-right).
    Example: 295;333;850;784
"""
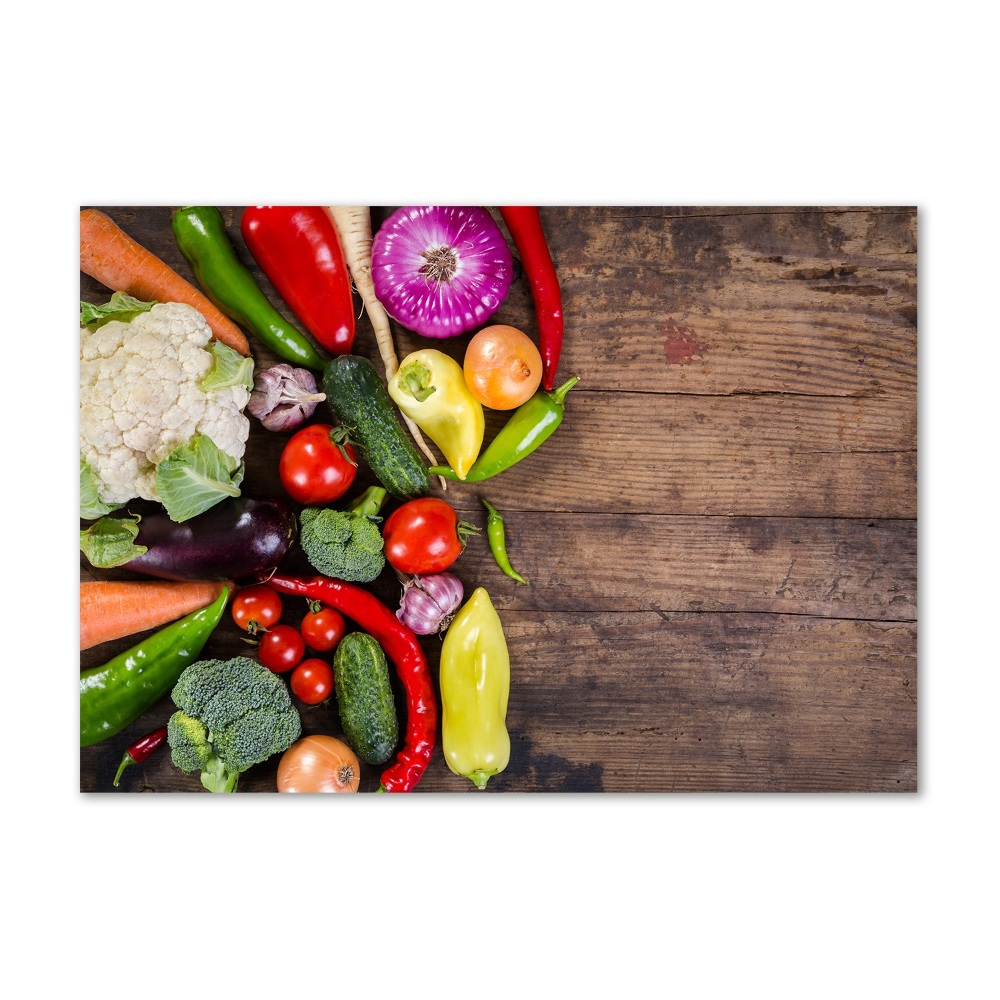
6;2;994;996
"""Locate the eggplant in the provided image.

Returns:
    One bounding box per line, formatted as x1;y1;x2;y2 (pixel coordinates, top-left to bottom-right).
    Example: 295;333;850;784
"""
81;497;297;582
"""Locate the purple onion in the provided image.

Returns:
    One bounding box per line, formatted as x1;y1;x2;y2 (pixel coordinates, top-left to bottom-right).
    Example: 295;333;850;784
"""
396;572;464;635
371;206;514;339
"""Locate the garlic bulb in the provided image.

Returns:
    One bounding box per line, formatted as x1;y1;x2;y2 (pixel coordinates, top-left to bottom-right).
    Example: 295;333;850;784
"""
247;364;326;432
396;573;464;635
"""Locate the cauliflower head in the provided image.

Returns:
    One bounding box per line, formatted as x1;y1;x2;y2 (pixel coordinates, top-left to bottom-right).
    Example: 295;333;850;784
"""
80;299;253;522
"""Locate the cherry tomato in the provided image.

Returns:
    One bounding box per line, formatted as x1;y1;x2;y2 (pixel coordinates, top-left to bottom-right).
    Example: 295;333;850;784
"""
231;585;283;635
258;624;305;674
382;497;475;575
464;324;543;409
279;423;357;505
290;658;335;704
300;603;346;652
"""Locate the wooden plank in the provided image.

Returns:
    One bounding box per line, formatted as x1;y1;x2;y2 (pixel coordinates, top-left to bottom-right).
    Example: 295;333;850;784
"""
502;206;917;397
499;611;917;793
450;513;916;621
78;205;918;795
82;611;916;793
85;206;917;399
430;389;916;520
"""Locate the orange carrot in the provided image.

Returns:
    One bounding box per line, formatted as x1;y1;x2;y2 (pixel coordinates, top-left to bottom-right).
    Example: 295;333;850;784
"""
80;579;231;651
80;208;251;357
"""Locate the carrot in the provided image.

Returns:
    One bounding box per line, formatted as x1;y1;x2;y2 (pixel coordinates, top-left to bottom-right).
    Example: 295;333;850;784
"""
327;206;446;486
80;579;231;651
80;208;251;357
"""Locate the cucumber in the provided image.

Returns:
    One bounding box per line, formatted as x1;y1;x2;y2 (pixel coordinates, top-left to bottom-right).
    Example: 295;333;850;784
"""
322;355;430;500
334;632;399;766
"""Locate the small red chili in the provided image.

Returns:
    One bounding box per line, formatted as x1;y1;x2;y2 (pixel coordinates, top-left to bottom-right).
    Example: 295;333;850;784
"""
498;206;564;391
113;727;168;787
262;573;437;792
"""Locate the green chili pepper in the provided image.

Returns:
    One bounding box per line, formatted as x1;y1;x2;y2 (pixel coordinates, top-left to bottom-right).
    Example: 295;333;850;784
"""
80;588;229;747
482;500;527;584
171;207;327;371
429;376;579;482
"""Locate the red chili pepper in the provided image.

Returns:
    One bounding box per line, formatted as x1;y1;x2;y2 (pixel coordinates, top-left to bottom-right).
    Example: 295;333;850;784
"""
498;206;563;391
262;573;437;792
240;206;356;355
113;726;168;787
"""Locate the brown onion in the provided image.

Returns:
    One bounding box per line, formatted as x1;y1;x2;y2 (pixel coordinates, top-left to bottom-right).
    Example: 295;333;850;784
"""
277;735;360;793
463;325;543;409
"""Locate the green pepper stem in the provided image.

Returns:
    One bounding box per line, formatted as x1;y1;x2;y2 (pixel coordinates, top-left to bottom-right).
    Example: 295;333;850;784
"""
467;768;495;789
398;361;437;403
112;752;134;788
548;375;580;406
428;465;461;481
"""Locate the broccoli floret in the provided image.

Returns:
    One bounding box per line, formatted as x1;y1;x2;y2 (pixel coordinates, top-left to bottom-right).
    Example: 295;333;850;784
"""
299;485;388;582
167;710;213;773
166;656;302;793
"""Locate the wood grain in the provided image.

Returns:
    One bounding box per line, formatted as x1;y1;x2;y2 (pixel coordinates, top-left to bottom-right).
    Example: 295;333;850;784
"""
79;205;917;794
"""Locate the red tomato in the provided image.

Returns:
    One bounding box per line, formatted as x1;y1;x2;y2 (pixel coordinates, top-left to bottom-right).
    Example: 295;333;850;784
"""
290;658;335;704
382;497;472;575
300;604;346;652
279;423;357;505
258;624;305;674
231;585;283;635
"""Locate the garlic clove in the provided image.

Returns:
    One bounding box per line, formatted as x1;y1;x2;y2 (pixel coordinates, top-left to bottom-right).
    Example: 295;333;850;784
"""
248;364;326;432
397;572;464;634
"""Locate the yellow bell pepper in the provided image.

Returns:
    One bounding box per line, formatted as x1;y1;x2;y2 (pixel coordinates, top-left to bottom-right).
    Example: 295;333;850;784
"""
439;587;510;789
388;349;484;480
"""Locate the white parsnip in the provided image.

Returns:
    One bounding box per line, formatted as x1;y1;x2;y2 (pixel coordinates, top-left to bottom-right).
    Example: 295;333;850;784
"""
327;206;445;483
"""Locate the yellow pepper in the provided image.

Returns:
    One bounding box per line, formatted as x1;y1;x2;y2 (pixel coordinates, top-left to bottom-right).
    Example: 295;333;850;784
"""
439;587;510;789
388;349;484;480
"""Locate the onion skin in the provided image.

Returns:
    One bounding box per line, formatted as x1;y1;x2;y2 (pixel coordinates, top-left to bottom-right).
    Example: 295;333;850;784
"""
463;325;543;410
371;206;514;339
277;735;360;793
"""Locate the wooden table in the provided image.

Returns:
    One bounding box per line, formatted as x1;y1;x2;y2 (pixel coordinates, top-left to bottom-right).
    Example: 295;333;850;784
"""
80;206;917;793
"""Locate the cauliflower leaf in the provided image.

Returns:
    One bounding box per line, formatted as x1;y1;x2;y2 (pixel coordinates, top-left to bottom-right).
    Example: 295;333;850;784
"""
79;512;147;568
155;434;245;523
200;340;255;392
80;292;155;329
80;458;124;520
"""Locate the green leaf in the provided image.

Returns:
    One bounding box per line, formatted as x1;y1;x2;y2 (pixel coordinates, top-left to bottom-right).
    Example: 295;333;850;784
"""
80;458;124;520
200;339;255;392
80;292;155;329
80;514;147;569
156;434;244;522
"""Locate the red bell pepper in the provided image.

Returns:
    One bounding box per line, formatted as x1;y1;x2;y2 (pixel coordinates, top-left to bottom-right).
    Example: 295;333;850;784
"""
240;206;356;356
